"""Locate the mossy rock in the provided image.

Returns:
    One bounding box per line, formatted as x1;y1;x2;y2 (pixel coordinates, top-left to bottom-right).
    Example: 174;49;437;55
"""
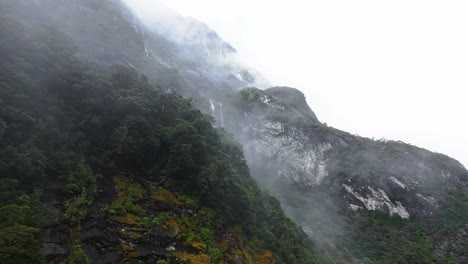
173;252;210;264
151;189;183;207
160;218;181;238
118;229;144;240
190;238;206;251
113;176;146;203
255;250;274;264
114;213;141;225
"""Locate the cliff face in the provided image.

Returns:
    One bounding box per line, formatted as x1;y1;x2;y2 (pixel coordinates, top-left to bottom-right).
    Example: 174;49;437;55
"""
233;87;468;262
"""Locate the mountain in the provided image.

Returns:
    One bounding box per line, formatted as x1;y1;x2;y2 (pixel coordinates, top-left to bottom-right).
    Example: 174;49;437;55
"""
0;0;266;97
1;0;467;263
233;87;468;262
0;1;317;263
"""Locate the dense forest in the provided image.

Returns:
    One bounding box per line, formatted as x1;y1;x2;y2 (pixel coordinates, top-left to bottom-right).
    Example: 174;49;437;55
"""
0;14;321;263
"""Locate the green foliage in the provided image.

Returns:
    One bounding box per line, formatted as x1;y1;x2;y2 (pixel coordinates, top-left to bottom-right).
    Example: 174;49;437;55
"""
65;245;91;264
435;191;468;230
65;162;96;197
101;202;146;217
63;197;87;224
176;193;197;207
63;160;99;224
0;13;320;263
0;181;45;263
0;224;44;264
140;213;171;228
342;211;436;264
178;208;223;263
234;87;261;110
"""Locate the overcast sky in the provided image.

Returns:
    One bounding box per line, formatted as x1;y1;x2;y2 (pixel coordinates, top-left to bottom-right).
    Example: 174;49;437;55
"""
127;0;468;166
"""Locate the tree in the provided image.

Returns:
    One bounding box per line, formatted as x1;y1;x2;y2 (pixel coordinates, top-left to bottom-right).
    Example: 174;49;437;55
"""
65;245;91;264
0;224;44;264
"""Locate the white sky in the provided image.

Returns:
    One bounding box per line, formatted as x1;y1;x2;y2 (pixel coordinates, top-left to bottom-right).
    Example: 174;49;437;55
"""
129;0;468;166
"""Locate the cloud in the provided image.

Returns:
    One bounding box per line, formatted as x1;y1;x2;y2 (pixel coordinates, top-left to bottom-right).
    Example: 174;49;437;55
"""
146;0;468;166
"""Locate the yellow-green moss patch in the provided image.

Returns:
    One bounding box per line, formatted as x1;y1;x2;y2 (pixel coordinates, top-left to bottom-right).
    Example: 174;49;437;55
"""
151;188;183;206
173;252;210;264
255;250;274;264
114;213;141;225
113;176;146;203
161;218;181;238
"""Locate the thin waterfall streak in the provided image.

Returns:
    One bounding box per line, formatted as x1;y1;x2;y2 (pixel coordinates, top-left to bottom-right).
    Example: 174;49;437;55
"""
209;99;224;128
209;99;215;116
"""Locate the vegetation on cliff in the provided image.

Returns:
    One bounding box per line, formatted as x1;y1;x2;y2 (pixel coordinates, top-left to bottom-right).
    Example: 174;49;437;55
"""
0;13;320;263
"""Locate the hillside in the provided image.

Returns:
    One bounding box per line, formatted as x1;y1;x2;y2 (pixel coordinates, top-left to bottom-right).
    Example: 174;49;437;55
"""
0;5;319;263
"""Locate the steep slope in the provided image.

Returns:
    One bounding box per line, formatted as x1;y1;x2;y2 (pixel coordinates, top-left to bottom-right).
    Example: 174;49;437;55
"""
0;0;265;99
233;87;468;263
0;3;320;264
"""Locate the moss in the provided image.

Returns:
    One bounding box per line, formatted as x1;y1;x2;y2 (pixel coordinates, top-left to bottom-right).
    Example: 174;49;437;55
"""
220;231;256;264
118;229;144;240
218;239;229;252
161;218;181;238
114;213;141;225
191;238;206;250
232;248;253;263
127;250;140;259
113;176;146;203
173;252;210;264
226;252;246;264
151;188;183;207
255;250;274;264
120;243;133;252
120;242;140;260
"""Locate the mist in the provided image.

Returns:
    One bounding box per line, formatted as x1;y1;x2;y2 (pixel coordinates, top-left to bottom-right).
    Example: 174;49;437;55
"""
124;0;468;222
122;0;269;91
130;0;468;167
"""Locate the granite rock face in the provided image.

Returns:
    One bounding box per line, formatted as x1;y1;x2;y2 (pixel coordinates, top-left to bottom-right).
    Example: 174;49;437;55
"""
232;87;468;261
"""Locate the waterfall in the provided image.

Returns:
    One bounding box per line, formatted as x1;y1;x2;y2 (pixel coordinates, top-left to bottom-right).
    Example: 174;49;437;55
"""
209;99;216;116
209;99;224;128
219;103;224;127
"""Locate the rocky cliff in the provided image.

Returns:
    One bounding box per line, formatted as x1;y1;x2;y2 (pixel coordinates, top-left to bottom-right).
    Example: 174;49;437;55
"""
232;87;468;262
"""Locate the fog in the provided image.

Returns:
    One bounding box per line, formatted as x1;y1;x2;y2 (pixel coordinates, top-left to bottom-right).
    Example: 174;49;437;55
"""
126;0;468;167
